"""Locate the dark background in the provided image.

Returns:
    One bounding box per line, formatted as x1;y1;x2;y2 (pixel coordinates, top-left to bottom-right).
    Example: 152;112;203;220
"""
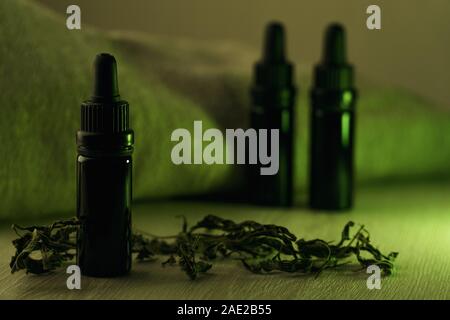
37;0;450;109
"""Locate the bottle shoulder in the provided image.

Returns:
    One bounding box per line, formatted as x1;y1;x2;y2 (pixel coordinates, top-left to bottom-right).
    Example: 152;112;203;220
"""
310;88;357;111
77;154;132;163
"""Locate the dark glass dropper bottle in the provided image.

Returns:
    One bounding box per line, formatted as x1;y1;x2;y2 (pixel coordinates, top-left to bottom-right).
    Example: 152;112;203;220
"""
250;22;297;207
309;24;357;210
76;53;134;277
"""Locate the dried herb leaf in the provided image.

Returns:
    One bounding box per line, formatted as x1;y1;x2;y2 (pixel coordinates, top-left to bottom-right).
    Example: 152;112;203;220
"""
10;218;79;274
9;215;398;280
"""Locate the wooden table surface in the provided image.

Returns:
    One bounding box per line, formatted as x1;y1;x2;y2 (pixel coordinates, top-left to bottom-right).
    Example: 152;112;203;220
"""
1;182;449;300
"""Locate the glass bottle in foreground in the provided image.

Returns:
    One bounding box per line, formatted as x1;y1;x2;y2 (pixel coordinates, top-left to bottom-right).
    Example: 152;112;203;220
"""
76;53;134;276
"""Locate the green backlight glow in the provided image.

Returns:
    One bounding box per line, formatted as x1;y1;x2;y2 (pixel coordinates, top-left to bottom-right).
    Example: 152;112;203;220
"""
341;113;350;147
282;109;290;133
343;91;353;106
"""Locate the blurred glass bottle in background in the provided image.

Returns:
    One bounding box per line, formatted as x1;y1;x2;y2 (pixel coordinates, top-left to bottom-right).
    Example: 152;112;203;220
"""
309;24;357;210
250;22;297;207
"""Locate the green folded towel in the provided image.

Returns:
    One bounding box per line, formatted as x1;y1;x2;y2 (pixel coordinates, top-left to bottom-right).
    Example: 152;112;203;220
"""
0;0;230;219
1;0;449;220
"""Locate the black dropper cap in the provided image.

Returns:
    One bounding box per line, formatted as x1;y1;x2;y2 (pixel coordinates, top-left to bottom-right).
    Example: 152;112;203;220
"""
254;22;293;87
80;53;129;134
91;53;120;102
314;23;354;90
263;23;286;64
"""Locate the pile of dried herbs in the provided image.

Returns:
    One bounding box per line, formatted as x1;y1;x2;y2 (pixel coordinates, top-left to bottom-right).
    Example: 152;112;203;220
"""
10;215;398;279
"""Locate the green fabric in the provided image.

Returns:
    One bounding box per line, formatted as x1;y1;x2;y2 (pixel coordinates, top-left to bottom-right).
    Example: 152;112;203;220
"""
0;0;229;219
1;0;450;219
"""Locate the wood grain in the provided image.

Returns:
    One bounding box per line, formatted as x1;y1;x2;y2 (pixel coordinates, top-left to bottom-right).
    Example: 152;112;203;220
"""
1;182;449;299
